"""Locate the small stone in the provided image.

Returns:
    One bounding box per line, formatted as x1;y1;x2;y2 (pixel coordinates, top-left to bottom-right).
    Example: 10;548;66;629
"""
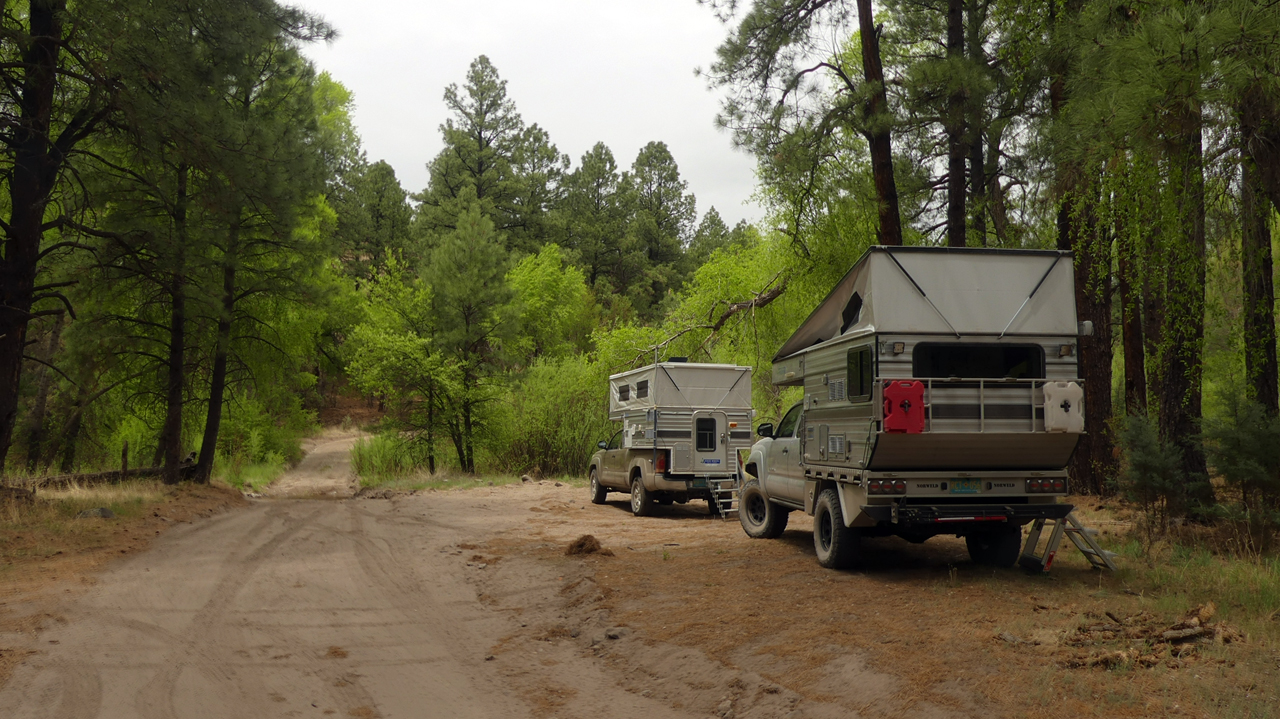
76;507;114;519
641;689;652;698
605;627;628;640
478;563;488;569
520;474;533;483
555;482;563;487
997;631;1022;644
718;699;734;716
570;628;580;638
484;654;495;661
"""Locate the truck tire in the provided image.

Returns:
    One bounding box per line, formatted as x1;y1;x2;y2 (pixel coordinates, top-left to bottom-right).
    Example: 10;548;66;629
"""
589;469;608;505
630;477;654;517
966;525;1022;567
738;480;789;539
813;489;860;569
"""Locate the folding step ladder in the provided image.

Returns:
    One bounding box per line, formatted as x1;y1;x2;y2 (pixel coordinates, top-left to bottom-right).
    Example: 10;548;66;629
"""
708;476;739;519
1018;512;1118;572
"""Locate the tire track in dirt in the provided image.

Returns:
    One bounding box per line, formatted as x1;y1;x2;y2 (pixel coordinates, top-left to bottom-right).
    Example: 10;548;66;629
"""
131;504;324;719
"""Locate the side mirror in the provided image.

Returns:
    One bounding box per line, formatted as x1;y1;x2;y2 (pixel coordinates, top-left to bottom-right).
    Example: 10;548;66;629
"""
597;441;609;450
756;423;774;439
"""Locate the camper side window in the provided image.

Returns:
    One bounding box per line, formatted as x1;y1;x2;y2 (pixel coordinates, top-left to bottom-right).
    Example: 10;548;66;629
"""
618;384;630;401
636;380;649;399
847;347;873;401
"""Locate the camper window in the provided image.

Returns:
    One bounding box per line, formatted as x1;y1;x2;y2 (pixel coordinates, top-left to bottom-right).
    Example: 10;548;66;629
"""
847;347;873;400
776;404;802;438
696;418;716;452
912;343;1045;379
636;380;649;399
618;384;630;401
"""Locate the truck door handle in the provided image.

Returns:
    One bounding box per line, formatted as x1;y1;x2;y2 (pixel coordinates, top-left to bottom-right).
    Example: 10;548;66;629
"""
782;447;789;454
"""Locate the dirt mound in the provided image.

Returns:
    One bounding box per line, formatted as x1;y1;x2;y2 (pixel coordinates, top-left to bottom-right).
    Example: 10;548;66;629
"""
565;534;613;556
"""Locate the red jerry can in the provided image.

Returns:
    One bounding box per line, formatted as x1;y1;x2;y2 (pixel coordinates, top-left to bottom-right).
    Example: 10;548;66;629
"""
883;380;925;434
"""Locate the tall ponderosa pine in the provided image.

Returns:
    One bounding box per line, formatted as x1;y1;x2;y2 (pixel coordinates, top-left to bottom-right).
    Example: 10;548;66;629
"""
415;56;566;254
0;0;117;469
426;204;516;473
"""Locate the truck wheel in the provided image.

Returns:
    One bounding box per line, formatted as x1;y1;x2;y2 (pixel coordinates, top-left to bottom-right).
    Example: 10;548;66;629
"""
738;480;788;539
589;469;608;505
966;525;1022;567
813;489;859;569
630;478;654;517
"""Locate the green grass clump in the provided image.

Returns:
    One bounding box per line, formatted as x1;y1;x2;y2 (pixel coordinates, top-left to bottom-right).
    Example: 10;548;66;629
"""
212;450;286;492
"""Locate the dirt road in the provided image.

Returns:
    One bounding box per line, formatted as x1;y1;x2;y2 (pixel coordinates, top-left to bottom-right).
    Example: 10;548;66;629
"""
2;442;1270;717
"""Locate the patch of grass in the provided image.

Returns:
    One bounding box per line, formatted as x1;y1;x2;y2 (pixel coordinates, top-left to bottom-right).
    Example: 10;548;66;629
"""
0;480;172;566
357;471;586;493
212;451;286;492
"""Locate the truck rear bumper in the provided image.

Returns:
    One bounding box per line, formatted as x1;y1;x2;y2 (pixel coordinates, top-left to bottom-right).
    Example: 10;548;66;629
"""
859;501;1073;526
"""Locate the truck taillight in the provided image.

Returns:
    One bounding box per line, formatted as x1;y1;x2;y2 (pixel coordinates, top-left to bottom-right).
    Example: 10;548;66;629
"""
1026;478;1066;494
867;479;906;495
656;452;667;472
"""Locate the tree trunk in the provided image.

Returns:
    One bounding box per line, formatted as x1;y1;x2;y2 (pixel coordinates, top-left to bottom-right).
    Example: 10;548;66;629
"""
426;382;437;474
0;1;67;469
1066;177;1115;496
1240;138;1278;416
1116;196;1146;415
57;384;89;473
945;0;966;247
195;216;239;483
1158;108;1212;511
160;164;190;484
462;399;475;474
967;0;986;246
856;0;902;246
22;313;63;472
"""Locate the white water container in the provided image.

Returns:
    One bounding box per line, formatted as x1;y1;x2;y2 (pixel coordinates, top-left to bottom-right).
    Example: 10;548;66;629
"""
1043;381;1085;433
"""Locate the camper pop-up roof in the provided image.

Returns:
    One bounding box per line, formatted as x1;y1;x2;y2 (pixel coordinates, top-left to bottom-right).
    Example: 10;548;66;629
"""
609;362;752;420
773;246;1077;369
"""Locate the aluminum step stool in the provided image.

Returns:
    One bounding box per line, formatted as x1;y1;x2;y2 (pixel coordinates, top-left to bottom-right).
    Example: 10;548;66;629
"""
707;475;739;519
1019;512;1118;572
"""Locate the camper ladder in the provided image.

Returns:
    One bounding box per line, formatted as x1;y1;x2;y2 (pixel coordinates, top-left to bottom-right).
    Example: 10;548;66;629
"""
1018;512;1118;573
708;476;739;519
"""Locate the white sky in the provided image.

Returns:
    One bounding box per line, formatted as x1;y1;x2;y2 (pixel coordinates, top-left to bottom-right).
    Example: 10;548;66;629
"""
295;0;764;228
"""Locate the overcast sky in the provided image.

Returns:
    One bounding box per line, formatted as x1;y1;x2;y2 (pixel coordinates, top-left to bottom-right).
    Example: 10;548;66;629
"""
294;0;764;227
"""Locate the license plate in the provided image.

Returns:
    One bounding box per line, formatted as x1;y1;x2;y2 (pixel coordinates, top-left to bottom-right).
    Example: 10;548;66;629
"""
950;478;981;494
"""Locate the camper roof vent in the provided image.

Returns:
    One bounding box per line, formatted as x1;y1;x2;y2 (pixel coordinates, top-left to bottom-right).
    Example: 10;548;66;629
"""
666;356;688;363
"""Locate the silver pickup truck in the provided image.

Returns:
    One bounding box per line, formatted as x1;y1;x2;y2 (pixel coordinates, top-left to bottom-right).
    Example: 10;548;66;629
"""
587;361;754;516
739;247;1084;569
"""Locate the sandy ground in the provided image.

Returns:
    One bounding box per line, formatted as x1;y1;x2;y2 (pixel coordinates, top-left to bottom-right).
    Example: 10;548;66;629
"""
1;438;1273;718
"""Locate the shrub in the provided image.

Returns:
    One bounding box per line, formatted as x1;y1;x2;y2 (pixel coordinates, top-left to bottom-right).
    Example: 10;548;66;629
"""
1203;390;1280;551
1113;414;1188;540
491;357;614;477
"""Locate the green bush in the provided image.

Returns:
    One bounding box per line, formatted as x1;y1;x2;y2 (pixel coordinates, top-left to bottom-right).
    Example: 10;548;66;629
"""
351;433;440;480
1113;414;1188;539
1203;390;1280;550
491;357;614;476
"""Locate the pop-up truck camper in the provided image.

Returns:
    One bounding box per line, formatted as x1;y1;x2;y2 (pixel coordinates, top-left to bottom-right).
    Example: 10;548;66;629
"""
588;360;753;516
740;246;1112;570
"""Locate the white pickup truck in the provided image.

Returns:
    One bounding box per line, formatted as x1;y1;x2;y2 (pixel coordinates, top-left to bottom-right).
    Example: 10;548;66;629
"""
738;247;1084;569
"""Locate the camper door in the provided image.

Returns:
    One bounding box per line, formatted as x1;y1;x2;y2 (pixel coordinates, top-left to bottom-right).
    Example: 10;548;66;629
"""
692;410;728;473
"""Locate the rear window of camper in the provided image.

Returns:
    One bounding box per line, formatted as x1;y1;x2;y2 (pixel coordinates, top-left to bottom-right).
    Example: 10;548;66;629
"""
912;343;1045;379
